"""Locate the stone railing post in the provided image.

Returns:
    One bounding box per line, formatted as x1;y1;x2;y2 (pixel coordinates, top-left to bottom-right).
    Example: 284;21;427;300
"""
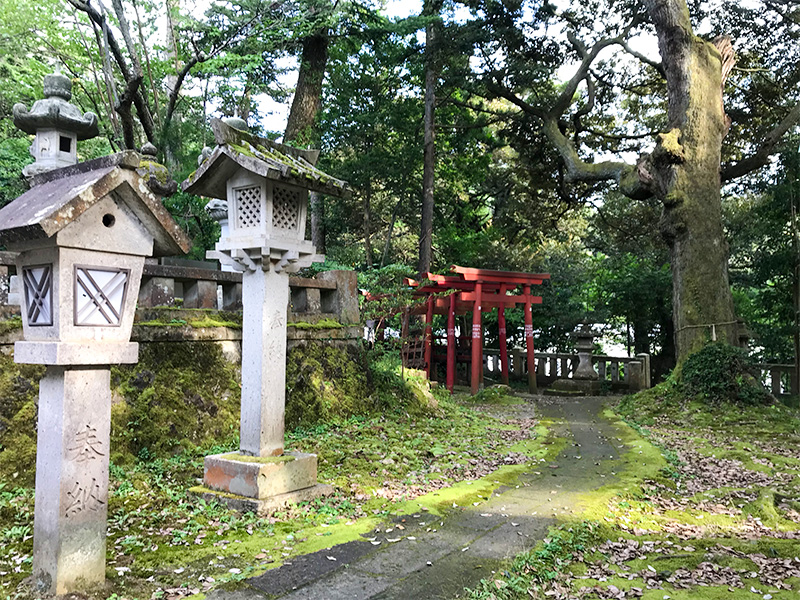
628;359;643;390
317;270;359;323
512;348;523;379
138;275;175;307
636;353;651;388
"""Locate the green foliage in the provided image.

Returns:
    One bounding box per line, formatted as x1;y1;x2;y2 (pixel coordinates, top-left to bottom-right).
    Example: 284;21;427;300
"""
285;343;437;428
111;342;241;463
680;342;773;406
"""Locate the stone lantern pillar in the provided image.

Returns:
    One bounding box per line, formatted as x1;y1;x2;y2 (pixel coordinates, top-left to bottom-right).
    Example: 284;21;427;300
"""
0;74;190;596
183;118;349;512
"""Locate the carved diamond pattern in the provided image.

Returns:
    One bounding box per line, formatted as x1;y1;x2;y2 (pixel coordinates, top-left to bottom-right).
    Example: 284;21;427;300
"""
75;267;128;326
273;185;300;232
23;265;53;326
235;186;262;229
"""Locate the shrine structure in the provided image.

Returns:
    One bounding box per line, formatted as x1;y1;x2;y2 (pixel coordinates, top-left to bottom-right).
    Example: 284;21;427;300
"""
404;266;549;394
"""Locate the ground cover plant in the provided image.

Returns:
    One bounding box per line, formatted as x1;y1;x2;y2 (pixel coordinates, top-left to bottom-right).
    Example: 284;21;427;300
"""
467;348;800;599
0;349;549;600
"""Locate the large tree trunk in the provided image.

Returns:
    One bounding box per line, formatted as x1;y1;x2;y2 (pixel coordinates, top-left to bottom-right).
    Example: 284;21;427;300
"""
284;34;329;146
646;0;738;361
284;33;330;254
418;0;442;275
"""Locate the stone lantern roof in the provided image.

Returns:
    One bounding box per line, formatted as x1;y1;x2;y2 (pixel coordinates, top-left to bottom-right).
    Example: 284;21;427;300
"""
182;118;350;199
13;72;99;140
0;151;190;256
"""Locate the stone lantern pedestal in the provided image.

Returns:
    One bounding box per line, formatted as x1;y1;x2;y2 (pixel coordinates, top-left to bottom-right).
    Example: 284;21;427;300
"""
184;118;349;512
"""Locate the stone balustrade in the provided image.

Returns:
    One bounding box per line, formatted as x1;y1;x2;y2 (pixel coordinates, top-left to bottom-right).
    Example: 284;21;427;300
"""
756;363;798;397
0;253;361;355
483;348;652;392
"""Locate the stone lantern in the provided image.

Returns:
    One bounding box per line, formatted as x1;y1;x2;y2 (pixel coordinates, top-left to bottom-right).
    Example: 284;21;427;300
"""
183;117;349;512
13;72;99;178
548;323;601;395
0;75;190;596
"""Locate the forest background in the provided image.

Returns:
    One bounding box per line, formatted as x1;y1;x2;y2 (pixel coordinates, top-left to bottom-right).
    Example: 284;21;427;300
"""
0;0;799;379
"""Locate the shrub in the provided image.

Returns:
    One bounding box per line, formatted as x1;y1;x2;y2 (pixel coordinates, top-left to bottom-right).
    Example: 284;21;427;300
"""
680;342;773;405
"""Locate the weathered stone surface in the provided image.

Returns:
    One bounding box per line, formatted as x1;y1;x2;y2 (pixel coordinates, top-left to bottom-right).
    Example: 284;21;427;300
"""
204;451;318;499
184;280;217;309
194;483;334;515
240;268;289;457
316;270;359;323
14;341;139;365
33;366;111;595
138;276;175;307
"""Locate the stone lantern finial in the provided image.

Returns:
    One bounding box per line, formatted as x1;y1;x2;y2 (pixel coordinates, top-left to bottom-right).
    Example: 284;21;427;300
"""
13;72;99;179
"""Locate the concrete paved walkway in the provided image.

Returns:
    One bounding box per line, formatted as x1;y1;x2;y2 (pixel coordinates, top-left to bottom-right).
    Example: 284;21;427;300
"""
208;395;623;600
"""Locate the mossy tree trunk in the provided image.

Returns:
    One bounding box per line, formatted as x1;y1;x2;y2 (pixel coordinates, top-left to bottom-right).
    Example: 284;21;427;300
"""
284;33;330;254
646;0;737;360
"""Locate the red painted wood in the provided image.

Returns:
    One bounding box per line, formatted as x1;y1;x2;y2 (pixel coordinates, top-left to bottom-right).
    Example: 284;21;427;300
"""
447;292;456;392
524;284;537;393
498;285;509;385
424;295;434;379
471;281;483;395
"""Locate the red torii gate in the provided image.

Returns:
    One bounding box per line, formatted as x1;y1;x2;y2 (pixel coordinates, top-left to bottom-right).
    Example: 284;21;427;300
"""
405;266;549;395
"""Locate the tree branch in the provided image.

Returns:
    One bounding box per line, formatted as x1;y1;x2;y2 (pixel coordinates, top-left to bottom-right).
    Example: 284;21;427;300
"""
721;100;800;181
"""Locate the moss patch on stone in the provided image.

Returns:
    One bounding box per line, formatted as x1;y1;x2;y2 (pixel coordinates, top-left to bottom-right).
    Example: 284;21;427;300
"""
0;352;44;485
288;318;344;329
0;315;22;337
110;341;241;464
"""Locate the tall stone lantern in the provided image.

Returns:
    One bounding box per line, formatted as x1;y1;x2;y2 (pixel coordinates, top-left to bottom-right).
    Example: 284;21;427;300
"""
183;117;349;511
0;74;191;595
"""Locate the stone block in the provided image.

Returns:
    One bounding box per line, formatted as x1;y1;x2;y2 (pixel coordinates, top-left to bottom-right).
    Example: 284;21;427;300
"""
204;451;319;499
183;280;217;309
221;282;242;311
138;276;175;307
33;366;111;595
14;341;139;365
193;482;334;515
628;360;643;391
316;270;359;323
546;377;602;395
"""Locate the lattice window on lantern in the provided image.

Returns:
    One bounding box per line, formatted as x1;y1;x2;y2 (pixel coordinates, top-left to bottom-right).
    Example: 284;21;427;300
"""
74;266;129;327
272;185;301;233
234;185;262;229
23;264;53;326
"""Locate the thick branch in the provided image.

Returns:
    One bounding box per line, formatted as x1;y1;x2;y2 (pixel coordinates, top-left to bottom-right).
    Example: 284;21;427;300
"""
721;101;800;181
620;40;665;76
165;56;200;128
542;117;651;199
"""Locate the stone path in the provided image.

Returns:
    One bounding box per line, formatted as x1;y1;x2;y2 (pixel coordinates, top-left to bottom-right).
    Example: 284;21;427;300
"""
208;395;625;600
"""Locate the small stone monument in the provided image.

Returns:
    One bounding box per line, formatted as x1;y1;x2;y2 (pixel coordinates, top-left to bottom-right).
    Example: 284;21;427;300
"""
0;74;190;595
183;117;349;512
549;323;602;394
